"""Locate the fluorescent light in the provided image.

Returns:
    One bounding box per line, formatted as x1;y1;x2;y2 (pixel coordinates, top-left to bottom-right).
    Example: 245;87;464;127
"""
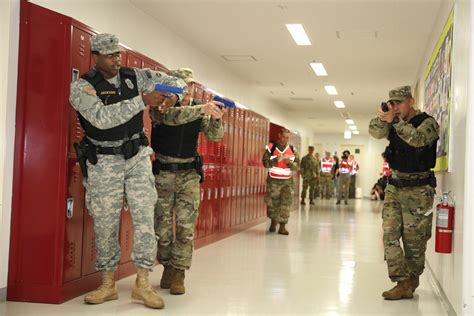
345;119;354;124
325;85;338;95
349;125;357;130
310;63;328;76
334;101;345;108
352;131;360;135
344;131;352;139
286;24;311;46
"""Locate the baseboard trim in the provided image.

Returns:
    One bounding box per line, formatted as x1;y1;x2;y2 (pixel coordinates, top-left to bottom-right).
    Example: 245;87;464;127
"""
426;261;457;316
0;287;6;302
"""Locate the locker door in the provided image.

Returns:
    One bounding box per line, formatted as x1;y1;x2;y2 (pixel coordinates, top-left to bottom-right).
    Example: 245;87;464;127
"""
127;52;142;68
66;26;94;282
63;160;85;282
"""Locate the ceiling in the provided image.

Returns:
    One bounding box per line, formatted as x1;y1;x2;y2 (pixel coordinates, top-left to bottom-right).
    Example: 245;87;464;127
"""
130;0;445;136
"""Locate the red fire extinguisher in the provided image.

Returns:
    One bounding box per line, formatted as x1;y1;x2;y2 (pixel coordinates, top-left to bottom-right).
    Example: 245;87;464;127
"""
435;192;455;253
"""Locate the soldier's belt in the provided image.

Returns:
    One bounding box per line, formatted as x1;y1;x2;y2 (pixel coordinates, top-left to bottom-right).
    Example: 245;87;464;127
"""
153;160;197;173
388;173;436;188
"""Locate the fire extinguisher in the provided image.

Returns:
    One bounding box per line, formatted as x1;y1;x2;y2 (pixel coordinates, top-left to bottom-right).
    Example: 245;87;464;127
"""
435;192;455;254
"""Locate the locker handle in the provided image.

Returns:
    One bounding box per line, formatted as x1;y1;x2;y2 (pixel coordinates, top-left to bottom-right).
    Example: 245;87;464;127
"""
221;187;224;199
72;68;80;82
215;188;218;199
66;198;74;219
207;188;212;200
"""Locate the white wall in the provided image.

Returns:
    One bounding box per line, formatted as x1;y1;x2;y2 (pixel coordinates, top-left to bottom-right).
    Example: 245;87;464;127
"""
0;0;20;292
414;1;469;314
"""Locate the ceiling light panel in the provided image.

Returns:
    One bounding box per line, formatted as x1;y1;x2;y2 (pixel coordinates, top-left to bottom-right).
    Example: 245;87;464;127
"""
325;86;338;95
334;101;345;108
352;131;360;135
349;125;358;130
344;131;352;139
345;119;354;124
310;63;328;76
286;24;311;46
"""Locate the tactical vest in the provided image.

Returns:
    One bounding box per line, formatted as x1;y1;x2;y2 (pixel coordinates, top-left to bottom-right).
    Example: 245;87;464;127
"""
152;118;203;159
385;112;438;173
79;67;143;141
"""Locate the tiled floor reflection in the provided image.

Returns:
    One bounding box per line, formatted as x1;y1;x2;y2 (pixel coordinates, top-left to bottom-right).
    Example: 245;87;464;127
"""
1;198;447;315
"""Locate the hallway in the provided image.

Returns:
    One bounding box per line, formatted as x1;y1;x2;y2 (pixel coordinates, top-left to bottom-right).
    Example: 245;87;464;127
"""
1;199;447;315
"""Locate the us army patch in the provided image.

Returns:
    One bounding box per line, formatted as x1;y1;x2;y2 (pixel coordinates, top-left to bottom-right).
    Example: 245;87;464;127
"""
125;78;134;89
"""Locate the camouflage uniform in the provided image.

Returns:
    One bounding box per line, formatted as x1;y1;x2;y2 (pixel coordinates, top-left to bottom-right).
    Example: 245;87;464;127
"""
300;153;319;201
262;143;300;224
69;36;185;272
369;86;439;284
150;106;223;270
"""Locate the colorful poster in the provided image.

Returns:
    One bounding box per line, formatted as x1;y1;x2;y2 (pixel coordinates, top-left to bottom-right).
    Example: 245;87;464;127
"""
423;9;454;172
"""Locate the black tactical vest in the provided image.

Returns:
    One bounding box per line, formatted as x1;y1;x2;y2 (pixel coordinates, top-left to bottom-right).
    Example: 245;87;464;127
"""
152;118;202;159
79;67;143;141
385;112;438;173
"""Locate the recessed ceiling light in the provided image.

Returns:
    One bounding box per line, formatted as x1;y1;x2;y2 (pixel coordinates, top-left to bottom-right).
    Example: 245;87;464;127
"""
352;131;360;135
325;86;338;95
334;101;345;108
286;24;311;46
344;131;352;139
310;63;328;76
345;119;354;124
349;125;357;130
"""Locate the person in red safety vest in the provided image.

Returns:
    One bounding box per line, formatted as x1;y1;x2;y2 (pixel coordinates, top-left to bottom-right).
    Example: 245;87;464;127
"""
262;128;300;235
320;151;334;199
348;154;359;199
336;150;352;205
381;152;392;177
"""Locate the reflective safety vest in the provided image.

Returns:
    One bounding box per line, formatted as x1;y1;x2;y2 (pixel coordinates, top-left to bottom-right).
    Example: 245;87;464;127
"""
339;159;352;175
321;157;334;173
349;160;358;176
266;143;295;179
382;161;391;177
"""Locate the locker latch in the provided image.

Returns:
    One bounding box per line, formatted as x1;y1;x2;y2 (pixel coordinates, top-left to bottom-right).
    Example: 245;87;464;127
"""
66;198;74;219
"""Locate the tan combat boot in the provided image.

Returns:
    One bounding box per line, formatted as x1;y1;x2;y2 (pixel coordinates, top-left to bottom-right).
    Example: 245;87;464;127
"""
382;279;414;300
160;265;174;289
409;275;420;292
84;271;118;304
278;223;289;235
309;199;315;205
170;268;185;295
132;268;165;309
269;220;277;232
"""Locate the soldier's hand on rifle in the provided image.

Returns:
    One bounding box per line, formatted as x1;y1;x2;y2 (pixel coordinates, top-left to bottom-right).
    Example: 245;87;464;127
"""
143;91;168;106
201;101;225;119
378;103;397;123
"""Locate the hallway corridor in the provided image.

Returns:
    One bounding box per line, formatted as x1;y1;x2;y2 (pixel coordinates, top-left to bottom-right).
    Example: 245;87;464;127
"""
0;199;447;315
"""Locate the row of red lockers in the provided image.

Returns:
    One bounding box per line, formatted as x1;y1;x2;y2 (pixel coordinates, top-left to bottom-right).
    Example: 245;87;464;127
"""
8;3;302;304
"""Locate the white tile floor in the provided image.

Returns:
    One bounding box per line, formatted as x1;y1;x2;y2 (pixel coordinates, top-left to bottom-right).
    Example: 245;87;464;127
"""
1;198;447;316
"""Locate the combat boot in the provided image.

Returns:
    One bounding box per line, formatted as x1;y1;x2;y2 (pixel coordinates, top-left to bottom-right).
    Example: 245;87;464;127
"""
160;265;174;289
309;199;315;205
409;275;420;292
269;220;277;232
382;279;414;300
170;268;186;295
300;199;305;205
278;223;289;235
84;271;118;304
132;268;165;309
336;200;341;205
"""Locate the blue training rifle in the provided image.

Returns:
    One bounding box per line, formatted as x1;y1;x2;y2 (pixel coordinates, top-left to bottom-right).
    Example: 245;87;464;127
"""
212;95;236;108
154;83;184;95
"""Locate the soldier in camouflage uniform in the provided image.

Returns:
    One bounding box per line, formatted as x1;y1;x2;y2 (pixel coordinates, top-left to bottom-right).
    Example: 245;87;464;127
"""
313;152;321;199
369;86;439;300
150;68;225;295
69;33;185;309
262;128;300;235
300;146;319;205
